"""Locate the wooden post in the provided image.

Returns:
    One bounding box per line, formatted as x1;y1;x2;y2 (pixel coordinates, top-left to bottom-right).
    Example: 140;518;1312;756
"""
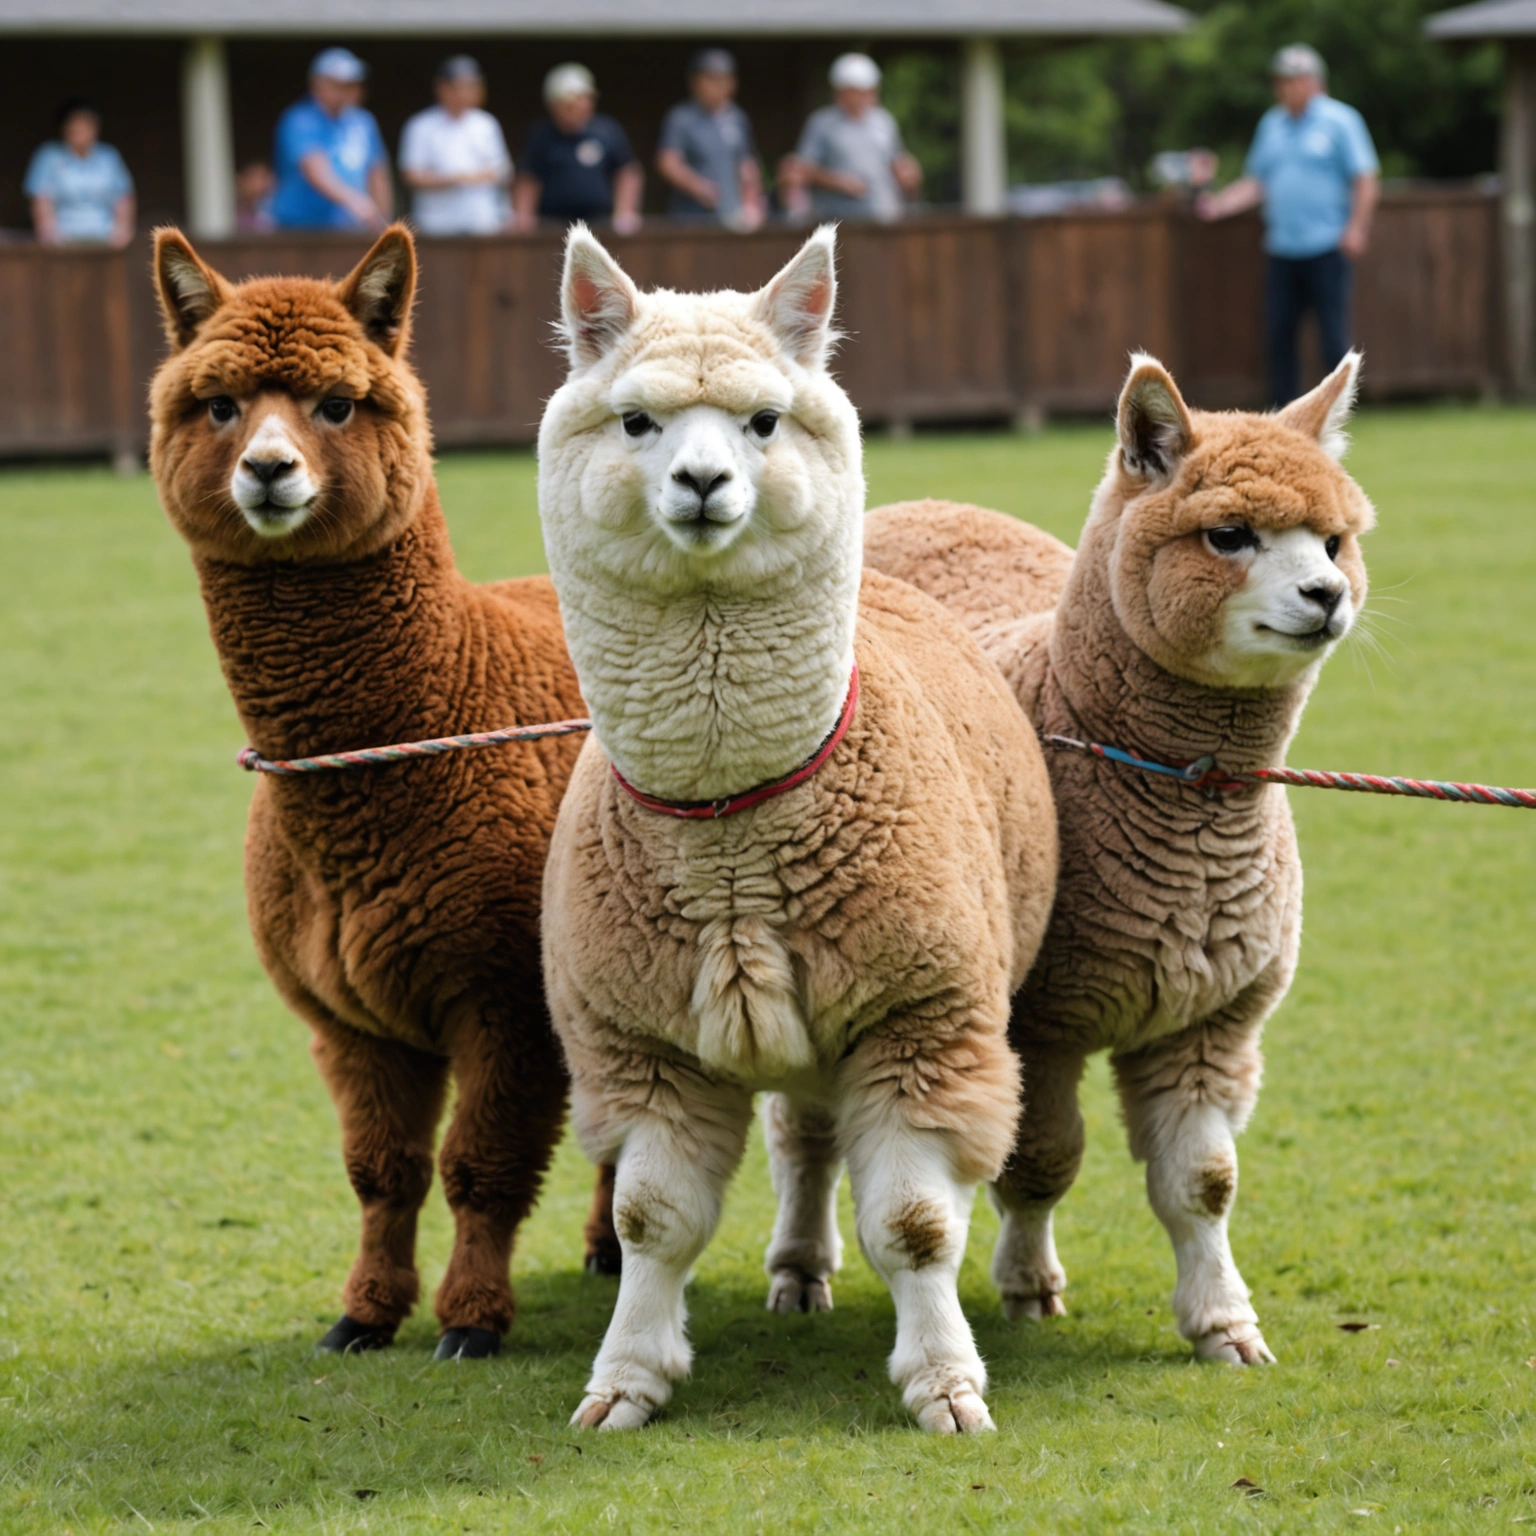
1503;40;1536;397
960;37;1007;217
182;37;236;240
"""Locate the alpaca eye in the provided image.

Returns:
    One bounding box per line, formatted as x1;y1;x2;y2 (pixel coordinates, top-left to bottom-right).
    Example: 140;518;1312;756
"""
749;410;780;440
319;397;354;425
207;396;237;426
1325;535;1341;561
1205;526;1259;556
622;411;655;438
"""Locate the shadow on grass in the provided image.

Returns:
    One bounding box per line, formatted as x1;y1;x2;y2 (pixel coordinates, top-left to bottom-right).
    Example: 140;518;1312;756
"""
12;1265;1192;1527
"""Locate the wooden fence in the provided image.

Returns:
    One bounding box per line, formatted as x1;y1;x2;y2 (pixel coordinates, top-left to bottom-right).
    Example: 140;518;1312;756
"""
0;186;1502;461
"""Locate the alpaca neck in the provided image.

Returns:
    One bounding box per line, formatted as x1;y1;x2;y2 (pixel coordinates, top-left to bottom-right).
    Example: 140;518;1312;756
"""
194;493;470;761
1049;525;1311;775
559;534;860;805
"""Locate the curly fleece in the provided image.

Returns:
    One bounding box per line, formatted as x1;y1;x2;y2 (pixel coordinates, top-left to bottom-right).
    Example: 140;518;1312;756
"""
148;226;616;1342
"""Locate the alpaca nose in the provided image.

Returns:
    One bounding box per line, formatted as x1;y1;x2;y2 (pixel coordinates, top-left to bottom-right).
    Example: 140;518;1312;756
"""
242;452;295;488
1299;581;1343;617
672;465;732;504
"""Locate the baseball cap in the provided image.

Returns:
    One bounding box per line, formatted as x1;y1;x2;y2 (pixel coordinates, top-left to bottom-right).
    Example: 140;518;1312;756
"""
436;54;483;83
1271;43;1326;82
830;53;881;91
544;62;597;103
688;47;737;77
310;47;368;84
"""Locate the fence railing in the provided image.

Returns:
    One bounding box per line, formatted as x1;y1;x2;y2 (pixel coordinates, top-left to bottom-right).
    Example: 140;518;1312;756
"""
0;187;1502;461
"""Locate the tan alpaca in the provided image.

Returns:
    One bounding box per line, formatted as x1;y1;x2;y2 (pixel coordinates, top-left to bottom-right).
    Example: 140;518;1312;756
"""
537;227;1057;1432
148;226;618;1360
864;354;1373;1363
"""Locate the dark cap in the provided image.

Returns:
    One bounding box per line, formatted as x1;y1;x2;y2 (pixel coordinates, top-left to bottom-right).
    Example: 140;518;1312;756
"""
688;47;736;77
436;54;483;83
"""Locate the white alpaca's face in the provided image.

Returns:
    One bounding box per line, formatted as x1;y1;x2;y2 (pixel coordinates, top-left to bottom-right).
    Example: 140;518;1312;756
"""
1203;524;1355;688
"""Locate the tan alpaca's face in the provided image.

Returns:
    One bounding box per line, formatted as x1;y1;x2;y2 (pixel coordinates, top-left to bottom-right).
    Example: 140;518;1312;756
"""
538;224;863;596
1107;355;1374;690
149;228;432;565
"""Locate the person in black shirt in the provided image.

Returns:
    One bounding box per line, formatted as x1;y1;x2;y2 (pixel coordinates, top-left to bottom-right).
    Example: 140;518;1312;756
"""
515;63;642;231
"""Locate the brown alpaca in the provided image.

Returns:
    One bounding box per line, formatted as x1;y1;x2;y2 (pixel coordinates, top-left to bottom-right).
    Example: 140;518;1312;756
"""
148;225;617;1359
865;355;1373;1364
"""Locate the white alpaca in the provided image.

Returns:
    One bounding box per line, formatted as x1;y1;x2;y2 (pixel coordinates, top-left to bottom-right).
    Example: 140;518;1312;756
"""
536;227;1058;1432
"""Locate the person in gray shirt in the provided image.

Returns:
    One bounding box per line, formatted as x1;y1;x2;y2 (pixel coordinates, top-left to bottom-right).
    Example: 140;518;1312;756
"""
656;48;765;229
784;53;922;223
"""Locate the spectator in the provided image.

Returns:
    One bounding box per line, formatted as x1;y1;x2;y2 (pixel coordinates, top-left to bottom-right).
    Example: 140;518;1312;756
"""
656;48;764;231
235;162;276;234
1198;44;1380;406
399;55;513;237
270;48;391;232
782;54;921;224
25;100;134;248
515;64;642;234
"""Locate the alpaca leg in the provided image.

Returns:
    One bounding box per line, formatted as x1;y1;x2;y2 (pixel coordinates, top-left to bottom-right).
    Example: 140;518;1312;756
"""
583;1162;622;1277
989;1046;1086;1321
433;1013;567;1356
844;1117;993;1434
762;1093;843;1314
1114;1023;1274;1365
309;1021;448;1350
572;1081;751;1430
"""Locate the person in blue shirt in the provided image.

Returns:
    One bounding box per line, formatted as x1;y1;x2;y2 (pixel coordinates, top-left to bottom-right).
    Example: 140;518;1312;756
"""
25;100;135;248
514;64;642;233
1199;44;1380;406
270;48;392;233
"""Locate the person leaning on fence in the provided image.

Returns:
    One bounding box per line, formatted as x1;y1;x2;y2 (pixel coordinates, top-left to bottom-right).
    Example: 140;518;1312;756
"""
514;64;642;234
1197;43;1379;407
655;48;765;231
270;47;392;233
400;55;514;237
25;100;134;248
780;53;921;224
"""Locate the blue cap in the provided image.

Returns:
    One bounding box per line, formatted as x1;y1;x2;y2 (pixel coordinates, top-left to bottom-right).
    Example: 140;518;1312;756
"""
310;47;368;84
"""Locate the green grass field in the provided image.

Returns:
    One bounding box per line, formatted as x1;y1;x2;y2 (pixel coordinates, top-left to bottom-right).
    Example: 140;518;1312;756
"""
1;409;1533;1534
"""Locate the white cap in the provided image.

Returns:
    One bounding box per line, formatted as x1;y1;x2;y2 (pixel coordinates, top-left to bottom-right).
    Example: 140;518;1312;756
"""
830;53;881;91
544;62;597;103
1271;43;1326;82
310;47;368;84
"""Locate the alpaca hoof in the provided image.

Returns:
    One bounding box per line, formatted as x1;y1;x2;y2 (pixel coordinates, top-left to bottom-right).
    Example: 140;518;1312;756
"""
317;1315;394;1354
584;1246;622;1278
571;1392;654;1431
913;1386;996;1435
1194;1326;1275;1366
1002;1290;1067;1322
766;1268;834;1314
434;1326;502;1362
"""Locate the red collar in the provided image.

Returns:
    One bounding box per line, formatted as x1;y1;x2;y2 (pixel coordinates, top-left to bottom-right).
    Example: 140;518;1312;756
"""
611;662;860;820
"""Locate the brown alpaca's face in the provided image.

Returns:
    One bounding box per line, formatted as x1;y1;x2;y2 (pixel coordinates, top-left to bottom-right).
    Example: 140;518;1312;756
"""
1107;356;1374;691
148;228;432;565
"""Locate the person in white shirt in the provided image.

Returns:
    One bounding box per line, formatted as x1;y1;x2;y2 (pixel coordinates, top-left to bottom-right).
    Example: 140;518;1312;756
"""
399;56;513;236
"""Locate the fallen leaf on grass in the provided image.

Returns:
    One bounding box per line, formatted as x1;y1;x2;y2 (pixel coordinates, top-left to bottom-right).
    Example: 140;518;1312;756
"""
527;1455;544;1465
1385;1359;1402;1367
1231;1478;1264;1496
1337;1322;1378;1333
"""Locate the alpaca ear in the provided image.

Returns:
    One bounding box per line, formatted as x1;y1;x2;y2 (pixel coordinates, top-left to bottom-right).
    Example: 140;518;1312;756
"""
1117;353;1194;482
1277;350;1362;460
755;225;838;368
338;224;417;357
561;223;639;370
153;227;230;350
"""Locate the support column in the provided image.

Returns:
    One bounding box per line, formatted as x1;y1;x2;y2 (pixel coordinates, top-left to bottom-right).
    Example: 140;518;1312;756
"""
182;36;235;240
1502;41;1536;398
960;37;1007;217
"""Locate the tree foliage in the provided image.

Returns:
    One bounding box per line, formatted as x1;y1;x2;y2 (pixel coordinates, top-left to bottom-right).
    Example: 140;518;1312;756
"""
885;0;1503;202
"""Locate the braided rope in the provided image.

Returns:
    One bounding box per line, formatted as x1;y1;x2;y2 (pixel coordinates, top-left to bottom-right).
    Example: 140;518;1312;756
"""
237;717;593;776
1044;735;1536;809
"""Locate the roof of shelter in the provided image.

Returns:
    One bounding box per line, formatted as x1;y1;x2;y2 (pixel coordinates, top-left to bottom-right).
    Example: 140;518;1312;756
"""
1426;0;1536;37
0;0;1190;36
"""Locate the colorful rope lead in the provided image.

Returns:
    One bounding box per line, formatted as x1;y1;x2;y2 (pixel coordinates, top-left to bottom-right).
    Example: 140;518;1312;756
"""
237;717;593;776
1043;735;1536;810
